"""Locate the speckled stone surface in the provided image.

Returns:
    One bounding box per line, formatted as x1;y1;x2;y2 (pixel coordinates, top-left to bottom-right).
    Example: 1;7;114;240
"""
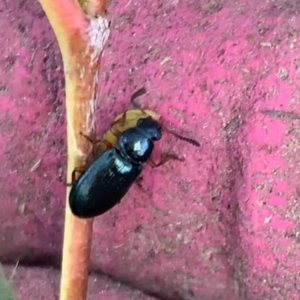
3;265;157;300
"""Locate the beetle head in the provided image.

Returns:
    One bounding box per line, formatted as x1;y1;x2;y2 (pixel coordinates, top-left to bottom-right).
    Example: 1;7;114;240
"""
136;117;162;141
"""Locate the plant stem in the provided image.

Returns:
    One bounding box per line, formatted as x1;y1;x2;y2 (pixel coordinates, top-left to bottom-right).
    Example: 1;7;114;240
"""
36;0;109;299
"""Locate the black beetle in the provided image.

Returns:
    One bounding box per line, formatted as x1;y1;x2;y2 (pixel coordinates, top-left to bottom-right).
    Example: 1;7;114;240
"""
69;90;200;219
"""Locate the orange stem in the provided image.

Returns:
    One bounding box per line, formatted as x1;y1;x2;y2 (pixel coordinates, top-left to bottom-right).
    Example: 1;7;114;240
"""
36;0;109;299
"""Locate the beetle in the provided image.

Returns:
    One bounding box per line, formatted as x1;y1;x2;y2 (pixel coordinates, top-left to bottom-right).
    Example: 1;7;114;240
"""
69;88;200;219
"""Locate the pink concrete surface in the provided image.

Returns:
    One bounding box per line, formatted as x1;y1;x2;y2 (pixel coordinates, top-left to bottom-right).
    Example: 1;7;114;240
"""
1;0;300;299
3;265;157;300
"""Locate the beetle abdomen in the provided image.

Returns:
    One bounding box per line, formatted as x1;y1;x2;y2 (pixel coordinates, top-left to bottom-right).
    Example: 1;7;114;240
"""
69;148;142;218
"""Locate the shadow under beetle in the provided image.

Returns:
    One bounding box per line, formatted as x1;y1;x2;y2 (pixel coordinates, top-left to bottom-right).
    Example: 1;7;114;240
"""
69;88;200;219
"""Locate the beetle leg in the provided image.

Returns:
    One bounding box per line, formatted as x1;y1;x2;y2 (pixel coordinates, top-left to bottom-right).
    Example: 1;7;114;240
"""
111;110;128;127
92;140;114;157
65;167;86;186
79;132;105;145
104;110;129;141
131;99;147;114
79;132;113;151
109;126;122;140
130;87;147;110
70;166;86;184
95;139;113;149
110;110;129;137
147;153;184;168
79;132;94;144
109;120;124;139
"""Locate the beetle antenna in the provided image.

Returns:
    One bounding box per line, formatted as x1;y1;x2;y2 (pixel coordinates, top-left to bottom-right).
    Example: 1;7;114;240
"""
131;87;147;108
164;128;200;147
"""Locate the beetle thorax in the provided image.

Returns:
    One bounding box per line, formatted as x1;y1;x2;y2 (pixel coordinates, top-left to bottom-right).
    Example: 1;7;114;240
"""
117;129;154;164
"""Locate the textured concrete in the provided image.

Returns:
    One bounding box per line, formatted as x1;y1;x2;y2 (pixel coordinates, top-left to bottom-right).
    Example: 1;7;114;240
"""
3;265;157;300
1;0;300;299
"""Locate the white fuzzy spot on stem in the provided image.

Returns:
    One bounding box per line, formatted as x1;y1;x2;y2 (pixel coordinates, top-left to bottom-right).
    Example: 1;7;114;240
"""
86;70;99;132
86;16;110;64
84;16;110;135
